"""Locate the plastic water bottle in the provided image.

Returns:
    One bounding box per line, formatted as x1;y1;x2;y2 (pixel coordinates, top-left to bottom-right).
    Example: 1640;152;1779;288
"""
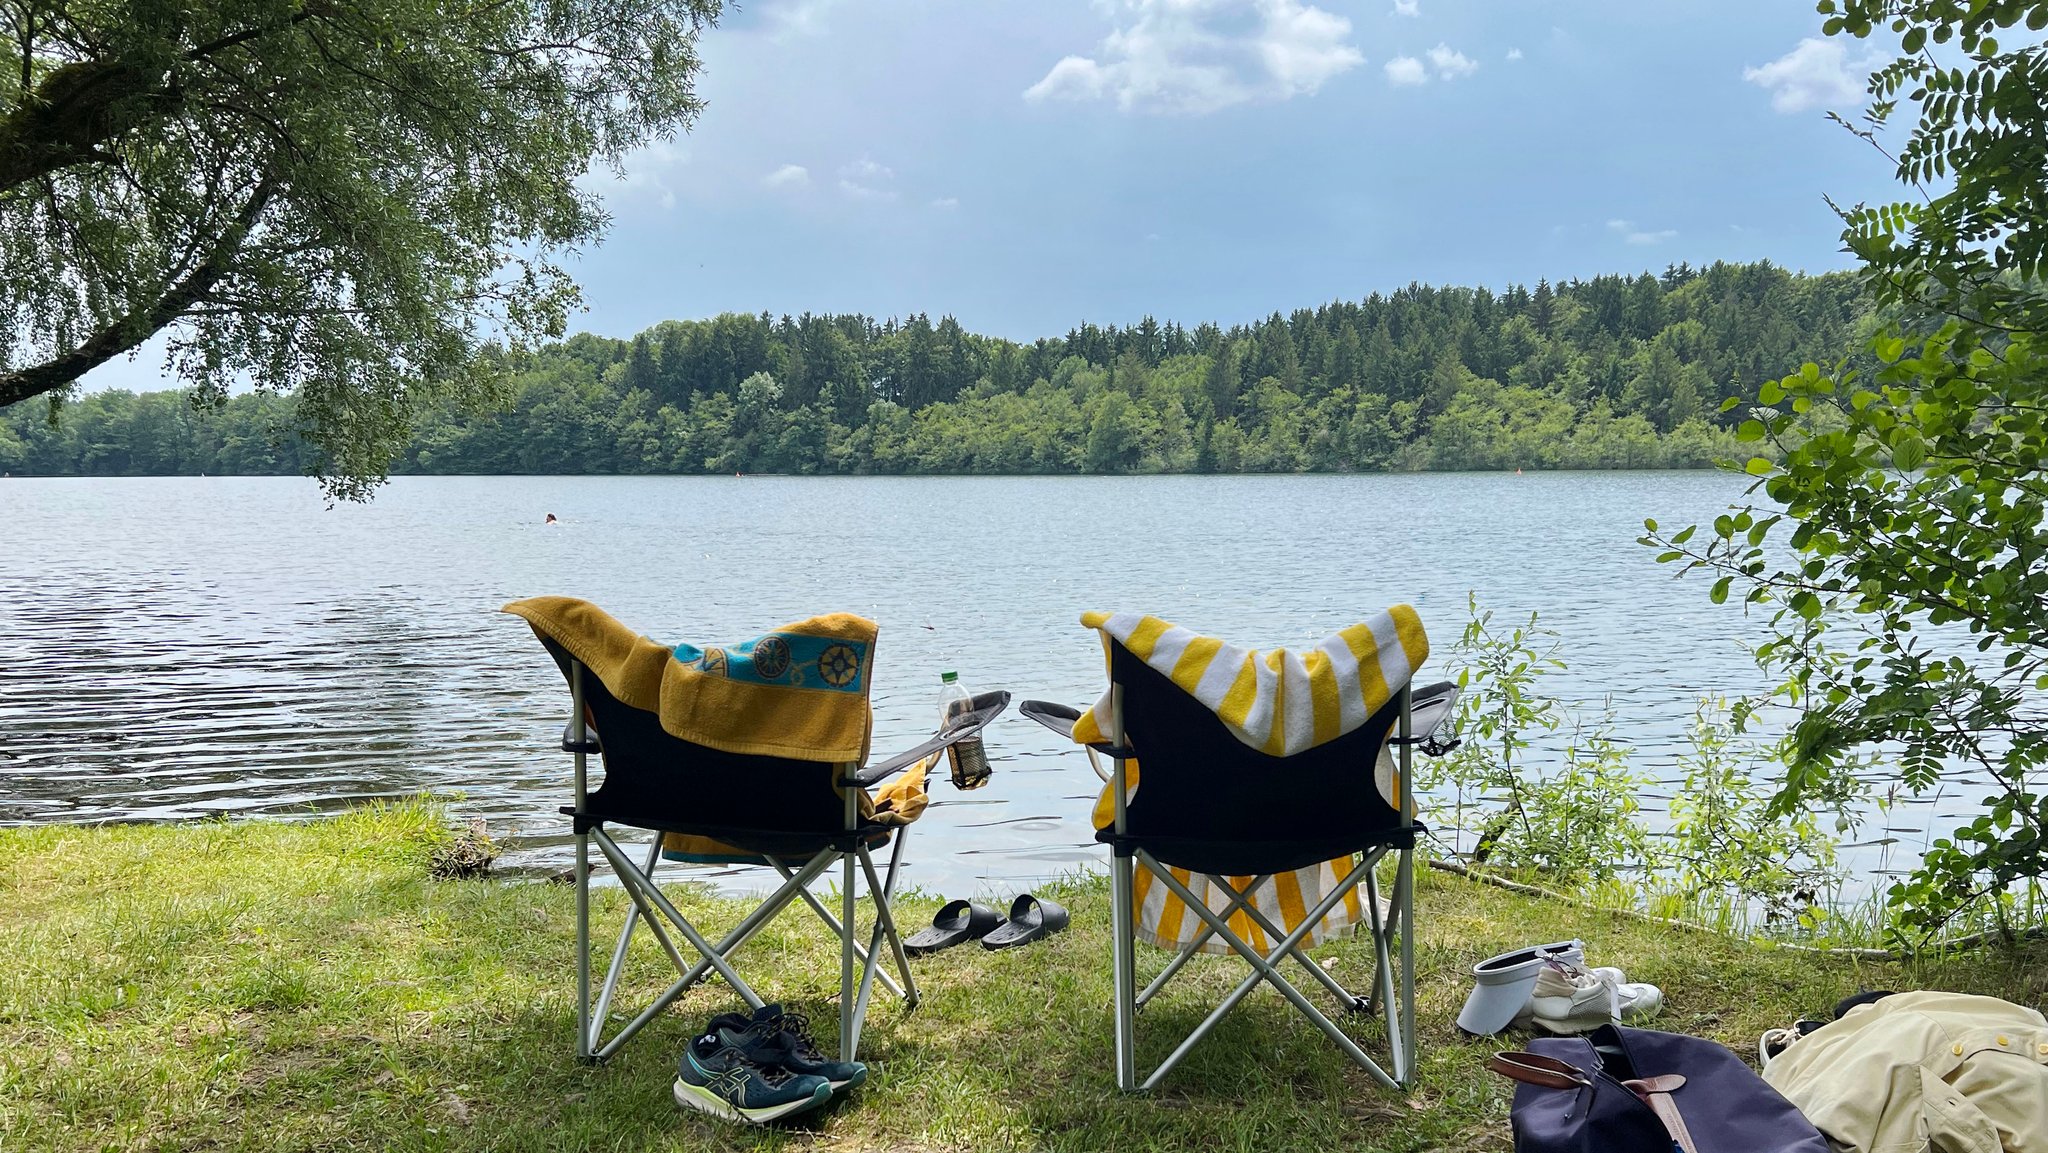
939;671;991;790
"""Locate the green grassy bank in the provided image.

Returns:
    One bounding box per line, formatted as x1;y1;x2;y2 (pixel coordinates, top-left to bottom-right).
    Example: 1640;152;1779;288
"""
3;804;2041;1152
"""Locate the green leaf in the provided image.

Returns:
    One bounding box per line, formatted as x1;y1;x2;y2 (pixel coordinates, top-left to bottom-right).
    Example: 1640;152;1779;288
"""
1890;430;1926;471
1745;456;1774;476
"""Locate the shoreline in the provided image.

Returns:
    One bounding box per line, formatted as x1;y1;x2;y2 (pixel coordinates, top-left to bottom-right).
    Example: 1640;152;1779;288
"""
5;802;2036;1152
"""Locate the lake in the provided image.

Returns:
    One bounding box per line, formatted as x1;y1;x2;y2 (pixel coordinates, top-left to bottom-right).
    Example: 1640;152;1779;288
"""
0;473;1933;897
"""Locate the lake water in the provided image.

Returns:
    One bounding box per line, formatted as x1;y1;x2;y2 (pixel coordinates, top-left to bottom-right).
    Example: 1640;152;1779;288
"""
0;473;1937;898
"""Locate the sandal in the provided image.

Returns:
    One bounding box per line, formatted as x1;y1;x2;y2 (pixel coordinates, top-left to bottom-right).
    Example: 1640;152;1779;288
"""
902;899;1000;956
980;893;1069;950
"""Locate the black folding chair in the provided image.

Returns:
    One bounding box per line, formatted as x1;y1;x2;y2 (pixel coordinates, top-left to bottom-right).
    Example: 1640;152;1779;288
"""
532;637;1008;1064
1024;640;1458;1092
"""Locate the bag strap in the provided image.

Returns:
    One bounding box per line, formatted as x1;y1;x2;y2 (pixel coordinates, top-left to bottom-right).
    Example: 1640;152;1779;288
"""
1488;1051;1593;1091
1621;1076;1699;1153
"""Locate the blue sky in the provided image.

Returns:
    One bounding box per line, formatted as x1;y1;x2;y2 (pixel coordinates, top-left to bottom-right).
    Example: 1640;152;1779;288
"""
86;0;1894;389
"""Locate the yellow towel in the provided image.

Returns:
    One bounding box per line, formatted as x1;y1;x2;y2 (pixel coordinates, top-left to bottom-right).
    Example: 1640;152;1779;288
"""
503;596;876;763
1072;608;1428;955
505;596;930;862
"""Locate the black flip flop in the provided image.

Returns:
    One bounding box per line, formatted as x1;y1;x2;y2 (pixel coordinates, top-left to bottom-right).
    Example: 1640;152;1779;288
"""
902;899;1000;956
981;893;1069;951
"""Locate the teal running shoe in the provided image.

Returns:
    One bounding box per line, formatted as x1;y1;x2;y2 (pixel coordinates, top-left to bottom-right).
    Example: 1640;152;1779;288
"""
673;1032;832;1124
706;1003;868;1092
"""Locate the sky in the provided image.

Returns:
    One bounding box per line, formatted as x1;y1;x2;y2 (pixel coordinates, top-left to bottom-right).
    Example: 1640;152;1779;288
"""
83;0;1895;389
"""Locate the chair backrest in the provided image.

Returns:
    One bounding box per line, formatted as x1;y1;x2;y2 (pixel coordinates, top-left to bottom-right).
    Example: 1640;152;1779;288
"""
1108;639;1408;875
541;639;849;843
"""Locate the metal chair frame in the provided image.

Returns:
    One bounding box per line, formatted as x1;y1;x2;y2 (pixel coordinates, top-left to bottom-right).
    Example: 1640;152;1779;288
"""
562;659;971;1065
1104;683;1420;1093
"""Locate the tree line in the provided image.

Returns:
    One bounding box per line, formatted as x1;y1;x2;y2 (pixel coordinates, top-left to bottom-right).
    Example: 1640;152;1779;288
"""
2;259;1870;478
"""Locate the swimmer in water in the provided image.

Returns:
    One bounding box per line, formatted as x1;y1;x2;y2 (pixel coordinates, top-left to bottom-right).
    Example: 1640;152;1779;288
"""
545;513;559;526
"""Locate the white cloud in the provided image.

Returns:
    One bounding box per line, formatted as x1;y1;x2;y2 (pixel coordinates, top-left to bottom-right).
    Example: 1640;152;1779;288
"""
1505;47;1523;61
1384;55;1427;86
763;164;810;188
1023;0;1365;115
1743;37;1869;113
1027;56;1110;102
837;158;897;201
584;141;688;210
1427;42;1477;79
931;196;960;209
768;0;839;39
1609;219;1677;245
1391;0;1418;15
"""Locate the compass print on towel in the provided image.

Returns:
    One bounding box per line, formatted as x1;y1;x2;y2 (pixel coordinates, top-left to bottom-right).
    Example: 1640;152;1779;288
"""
751;635;792;680
816;643;861;688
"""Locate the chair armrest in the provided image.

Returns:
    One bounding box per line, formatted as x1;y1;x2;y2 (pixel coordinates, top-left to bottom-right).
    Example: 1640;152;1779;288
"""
1019;699;1078;739
561;722;601;755
1019;699;1134;759
843;691;1012;788
1388;680;1462;755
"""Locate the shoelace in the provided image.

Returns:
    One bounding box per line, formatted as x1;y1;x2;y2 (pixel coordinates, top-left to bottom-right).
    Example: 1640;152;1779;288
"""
717;1043;796;1087
752;1010;826;1063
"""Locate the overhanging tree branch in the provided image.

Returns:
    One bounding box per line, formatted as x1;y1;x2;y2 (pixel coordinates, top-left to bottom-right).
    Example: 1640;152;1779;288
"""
0;173;276;406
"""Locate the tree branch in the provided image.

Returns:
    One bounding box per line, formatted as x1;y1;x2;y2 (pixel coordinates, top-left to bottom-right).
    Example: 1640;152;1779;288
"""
0;174;277;406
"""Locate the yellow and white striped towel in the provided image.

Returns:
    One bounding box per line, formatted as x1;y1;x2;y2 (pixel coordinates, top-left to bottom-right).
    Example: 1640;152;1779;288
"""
1072;608;1428;955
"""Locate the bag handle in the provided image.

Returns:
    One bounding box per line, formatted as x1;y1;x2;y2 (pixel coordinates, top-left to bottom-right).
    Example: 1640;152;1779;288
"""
1488;1051;1592;1091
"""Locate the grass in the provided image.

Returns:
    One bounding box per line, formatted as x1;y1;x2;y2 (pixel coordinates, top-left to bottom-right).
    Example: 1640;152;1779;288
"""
3;802;2043;1152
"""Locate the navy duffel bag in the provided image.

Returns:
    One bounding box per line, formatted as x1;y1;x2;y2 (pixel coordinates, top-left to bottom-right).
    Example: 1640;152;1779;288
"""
1490;1024;1827;1153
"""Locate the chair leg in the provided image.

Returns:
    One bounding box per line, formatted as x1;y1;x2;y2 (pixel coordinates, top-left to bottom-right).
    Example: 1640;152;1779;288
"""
1111;851;1139;1091
576;828;592;1063
869;834;920;1007
1365;868;1399;1043
775;858;906;1000
840;848;857;1060
1396;844;1416;1086
846;846;900;1059
590;836;666;1039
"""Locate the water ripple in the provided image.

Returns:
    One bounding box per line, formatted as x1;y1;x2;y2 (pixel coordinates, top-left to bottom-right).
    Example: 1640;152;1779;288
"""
0;474;1951;896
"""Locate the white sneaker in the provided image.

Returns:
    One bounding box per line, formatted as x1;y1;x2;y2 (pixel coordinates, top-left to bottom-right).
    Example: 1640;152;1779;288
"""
1523;960;1663;1034
1509;962;1621;1028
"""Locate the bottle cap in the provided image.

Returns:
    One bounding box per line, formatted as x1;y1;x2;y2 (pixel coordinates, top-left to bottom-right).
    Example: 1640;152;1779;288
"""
940;671;958;683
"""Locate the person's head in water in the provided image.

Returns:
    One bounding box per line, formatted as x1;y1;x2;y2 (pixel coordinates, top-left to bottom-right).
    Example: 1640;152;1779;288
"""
545;513;558;525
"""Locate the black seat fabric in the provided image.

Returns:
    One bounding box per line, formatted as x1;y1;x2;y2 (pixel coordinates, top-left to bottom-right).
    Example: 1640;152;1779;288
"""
542;640;882;857
1099;639;1409;876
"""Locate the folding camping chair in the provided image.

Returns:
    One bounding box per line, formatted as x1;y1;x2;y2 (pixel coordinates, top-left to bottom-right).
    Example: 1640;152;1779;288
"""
533;636;1009;1065
1023;642;1459;1092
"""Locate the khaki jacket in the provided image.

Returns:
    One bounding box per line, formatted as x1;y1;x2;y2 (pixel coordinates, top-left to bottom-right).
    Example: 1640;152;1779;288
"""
1762;991;2048;1153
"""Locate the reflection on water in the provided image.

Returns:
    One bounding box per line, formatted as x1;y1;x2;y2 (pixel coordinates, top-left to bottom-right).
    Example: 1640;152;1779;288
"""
0;473;1952;897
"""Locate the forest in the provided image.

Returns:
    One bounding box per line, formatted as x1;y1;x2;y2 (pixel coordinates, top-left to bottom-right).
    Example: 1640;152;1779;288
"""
0;260;1869;479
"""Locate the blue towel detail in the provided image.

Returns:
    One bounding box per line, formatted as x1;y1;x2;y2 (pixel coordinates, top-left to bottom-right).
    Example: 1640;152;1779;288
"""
671;632;868;694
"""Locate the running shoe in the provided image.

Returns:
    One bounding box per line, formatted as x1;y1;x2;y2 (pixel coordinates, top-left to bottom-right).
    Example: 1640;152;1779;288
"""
673;1031;833;1124
706;1003;868;1092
